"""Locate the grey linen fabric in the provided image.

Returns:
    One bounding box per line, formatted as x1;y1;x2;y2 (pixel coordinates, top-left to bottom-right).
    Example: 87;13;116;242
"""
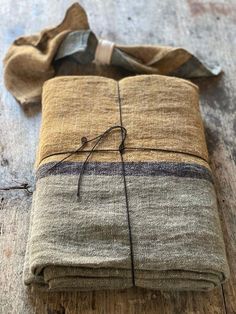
24;171;229;291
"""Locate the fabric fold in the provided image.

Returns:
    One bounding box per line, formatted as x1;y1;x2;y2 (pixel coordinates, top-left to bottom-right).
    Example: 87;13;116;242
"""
24;75;229;291
3;3;220;106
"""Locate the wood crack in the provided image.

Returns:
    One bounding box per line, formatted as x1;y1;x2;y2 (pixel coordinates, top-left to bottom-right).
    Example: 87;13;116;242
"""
221;284;228;314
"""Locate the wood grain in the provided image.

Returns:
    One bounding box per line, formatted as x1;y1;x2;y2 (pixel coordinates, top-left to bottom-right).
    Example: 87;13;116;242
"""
0;0;235;313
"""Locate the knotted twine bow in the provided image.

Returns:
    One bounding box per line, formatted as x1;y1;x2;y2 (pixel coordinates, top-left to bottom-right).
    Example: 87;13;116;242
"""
45;125;127;198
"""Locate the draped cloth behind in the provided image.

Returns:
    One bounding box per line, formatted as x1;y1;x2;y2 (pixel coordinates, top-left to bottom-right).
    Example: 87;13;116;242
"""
24;75;229;291
3;3;220;106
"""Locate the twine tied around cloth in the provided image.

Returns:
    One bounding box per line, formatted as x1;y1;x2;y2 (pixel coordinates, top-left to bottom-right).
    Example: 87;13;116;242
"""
44;124;209;201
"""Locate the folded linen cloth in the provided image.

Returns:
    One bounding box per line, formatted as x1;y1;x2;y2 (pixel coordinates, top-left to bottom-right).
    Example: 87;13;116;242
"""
3;2;221;107
3;2;229;292
23;75;229;291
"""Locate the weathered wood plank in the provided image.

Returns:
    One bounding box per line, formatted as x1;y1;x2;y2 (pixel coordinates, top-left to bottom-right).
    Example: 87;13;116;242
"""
0;0;235;313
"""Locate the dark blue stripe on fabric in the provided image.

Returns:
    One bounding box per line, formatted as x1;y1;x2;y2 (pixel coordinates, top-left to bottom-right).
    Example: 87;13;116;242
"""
36;162;213;183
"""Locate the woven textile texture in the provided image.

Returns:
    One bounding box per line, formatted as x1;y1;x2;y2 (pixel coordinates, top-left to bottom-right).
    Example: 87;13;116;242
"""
23;75;229;291
3;3;219;107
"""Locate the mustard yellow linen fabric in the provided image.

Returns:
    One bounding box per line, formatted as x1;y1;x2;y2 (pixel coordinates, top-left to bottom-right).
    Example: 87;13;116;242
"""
3;3;219;106
37;75;208;167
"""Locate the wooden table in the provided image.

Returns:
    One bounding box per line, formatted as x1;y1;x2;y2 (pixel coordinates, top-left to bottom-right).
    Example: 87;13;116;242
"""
0;1;235;313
